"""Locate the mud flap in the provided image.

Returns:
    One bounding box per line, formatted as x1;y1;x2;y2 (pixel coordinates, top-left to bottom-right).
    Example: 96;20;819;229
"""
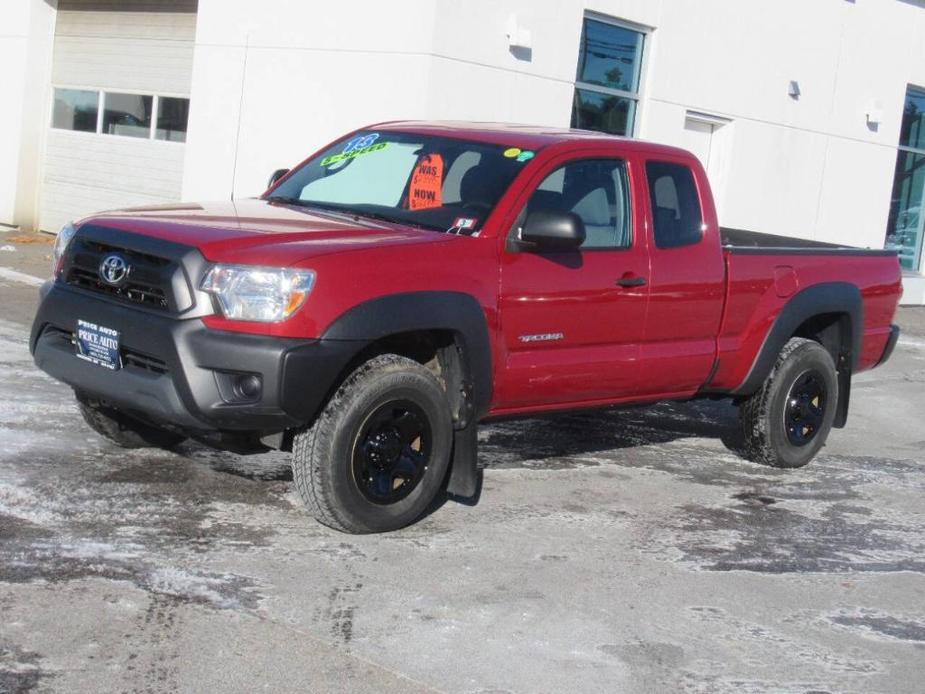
446;422;482;503
833;368;850;429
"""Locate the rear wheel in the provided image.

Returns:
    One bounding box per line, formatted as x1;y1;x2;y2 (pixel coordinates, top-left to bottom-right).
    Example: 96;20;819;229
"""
739;338;838;468
292;354;453;534
76;393;185;450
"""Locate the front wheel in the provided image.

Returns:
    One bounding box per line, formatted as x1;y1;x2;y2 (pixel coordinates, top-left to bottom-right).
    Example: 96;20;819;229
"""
291;354;453;533
739;337;838;468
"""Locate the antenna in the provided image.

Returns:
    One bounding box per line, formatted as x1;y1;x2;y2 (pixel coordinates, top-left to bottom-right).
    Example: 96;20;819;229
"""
230;34;249;200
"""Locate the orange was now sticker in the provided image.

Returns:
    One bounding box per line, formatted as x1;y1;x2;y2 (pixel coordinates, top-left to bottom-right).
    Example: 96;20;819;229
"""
408;154;444;210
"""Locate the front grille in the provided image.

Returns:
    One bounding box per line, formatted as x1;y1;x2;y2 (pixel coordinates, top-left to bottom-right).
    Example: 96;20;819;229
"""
43;325;75;345
64;240;176;311
121;347;169;374
67;266;169;309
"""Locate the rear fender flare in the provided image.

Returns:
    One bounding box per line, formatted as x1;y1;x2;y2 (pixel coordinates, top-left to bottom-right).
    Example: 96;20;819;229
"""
734;282;861;427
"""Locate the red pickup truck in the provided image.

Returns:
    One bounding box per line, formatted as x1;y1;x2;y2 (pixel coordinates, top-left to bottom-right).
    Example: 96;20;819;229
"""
31;122;902;533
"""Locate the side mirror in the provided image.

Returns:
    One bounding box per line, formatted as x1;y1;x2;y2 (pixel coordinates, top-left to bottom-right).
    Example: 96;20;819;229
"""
520;210;585;250
267;168;290;188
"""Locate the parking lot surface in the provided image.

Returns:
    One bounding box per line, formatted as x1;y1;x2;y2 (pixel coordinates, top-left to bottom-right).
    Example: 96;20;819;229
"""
1;233;924;693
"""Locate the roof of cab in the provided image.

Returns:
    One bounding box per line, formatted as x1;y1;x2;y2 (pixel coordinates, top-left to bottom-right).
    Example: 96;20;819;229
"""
372;120;692;158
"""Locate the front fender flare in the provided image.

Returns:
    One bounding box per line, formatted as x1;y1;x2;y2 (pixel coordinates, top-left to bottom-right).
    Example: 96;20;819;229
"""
320;290;493;421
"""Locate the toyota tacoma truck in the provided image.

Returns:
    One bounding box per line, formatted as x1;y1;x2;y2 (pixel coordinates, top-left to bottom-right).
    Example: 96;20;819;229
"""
31;122;902;533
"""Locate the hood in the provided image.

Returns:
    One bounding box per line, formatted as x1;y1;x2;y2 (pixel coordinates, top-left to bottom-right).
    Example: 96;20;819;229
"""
78;199;453;264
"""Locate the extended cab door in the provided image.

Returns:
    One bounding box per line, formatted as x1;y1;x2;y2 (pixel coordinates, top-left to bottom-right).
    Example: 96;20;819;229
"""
636;157;725;396
494;154;650;411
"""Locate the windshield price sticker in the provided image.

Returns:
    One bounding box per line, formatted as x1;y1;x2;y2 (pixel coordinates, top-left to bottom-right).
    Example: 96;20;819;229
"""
451;217;477;231
408;153;444;210
321;133;388;167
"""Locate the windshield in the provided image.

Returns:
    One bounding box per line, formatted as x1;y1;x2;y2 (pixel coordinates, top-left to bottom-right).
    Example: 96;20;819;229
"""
267;130;538;233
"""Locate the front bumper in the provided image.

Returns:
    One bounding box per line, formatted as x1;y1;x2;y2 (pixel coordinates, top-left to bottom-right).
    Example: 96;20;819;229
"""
31;282;361;434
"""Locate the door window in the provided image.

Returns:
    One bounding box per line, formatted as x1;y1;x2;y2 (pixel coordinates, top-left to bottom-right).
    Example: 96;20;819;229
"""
646;161;703;249
522;159;631;249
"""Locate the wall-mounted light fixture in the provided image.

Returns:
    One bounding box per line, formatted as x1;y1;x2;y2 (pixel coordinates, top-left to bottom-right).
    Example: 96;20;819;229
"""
865;99;884;126
788;80;801;100
506;14;532;61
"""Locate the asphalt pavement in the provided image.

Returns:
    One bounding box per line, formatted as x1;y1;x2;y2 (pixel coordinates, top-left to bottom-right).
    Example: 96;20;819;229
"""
1;227;924;693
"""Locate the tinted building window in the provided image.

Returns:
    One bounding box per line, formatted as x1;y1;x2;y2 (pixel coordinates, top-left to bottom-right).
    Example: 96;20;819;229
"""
102;93;153;138
571;16;645;136
156;97;190;142
52;89;99;132
646;162;703;249
51;88;189;144
885;87;925;270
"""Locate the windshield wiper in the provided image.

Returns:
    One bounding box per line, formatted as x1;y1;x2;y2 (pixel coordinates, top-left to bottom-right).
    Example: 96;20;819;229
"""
267;197;441;232
266;197;361;221
346;209;442;232
266;195;311;207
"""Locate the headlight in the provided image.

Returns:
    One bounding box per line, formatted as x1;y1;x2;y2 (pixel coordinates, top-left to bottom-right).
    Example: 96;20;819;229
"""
52;222;78;276
201;264;315;322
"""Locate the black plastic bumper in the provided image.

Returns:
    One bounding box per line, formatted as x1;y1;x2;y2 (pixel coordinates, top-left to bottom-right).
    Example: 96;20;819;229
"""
875;324;901;368
31;282;363;434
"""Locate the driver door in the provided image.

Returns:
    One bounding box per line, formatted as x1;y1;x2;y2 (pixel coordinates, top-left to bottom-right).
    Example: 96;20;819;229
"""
495;155;650;411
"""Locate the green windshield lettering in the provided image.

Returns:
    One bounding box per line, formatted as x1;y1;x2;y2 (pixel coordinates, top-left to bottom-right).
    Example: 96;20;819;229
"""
321;141;389;167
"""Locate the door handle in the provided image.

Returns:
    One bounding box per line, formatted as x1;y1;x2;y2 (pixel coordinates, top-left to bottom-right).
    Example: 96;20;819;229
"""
615;276;647;287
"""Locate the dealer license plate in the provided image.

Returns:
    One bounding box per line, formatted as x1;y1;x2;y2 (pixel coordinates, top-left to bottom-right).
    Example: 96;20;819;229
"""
75;319;121;370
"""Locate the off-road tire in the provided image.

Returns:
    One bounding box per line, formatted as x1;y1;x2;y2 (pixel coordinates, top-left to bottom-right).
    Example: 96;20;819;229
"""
76;393;185;450
739;337;838;468
292;354;453;534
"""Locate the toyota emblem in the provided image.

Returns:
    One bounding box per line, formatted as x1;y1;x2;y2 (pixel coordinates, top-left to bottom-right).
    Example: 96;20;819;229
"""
99;254;130;286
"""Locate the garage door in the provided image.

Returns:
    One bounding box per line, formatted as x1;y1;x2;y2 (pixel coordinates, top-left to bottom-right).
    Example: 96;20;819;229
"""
41;0;197;232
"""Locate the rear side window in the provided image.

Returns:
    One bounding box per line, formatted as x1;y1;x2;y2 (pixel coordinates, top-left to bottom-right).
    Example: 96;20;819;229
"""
646;161;703;249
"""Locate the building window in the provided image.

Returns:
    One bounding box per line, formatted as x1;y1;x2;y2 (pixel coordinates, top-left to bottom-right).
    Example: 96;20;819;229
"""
156;97;190;142
571;15;646;136
102;93;153;139
52;89;99;133
52;87;189;143
885;86;925;271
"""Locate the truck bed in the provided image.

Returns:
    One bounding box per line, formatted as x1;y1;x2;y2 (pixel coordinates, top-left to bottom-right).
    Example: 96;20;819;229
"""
710;230;902;393
721;228;897;257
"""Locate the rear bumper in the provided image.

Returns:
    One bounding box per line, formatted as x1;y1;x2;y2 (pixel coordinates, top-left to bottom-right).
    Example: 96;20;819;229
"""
31;282;362;434
874;324;900;368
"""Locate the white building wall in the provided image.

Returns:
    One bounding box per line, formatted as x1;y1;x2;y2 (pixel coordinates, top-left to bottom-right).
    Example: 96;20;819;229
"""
182;0;925;265
182;0;439;201
0;0;55;229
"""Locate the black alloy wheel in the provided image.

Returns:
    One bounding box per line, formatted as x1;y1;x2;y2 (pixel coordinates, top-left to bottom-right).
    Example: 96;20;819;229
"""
739;337;838;469
291;354;453;533
783;370;827;446
352;400;432;504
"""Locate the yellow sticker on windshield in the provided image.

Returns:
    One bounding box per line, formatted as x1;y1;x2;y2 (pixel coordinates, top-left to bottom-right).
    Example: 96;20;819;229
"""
503;147;522;158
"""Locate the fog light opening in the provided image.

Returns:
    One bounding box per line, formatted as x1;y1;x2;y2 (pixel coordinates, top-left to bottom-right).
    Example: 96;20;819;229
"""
233;374;262;401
